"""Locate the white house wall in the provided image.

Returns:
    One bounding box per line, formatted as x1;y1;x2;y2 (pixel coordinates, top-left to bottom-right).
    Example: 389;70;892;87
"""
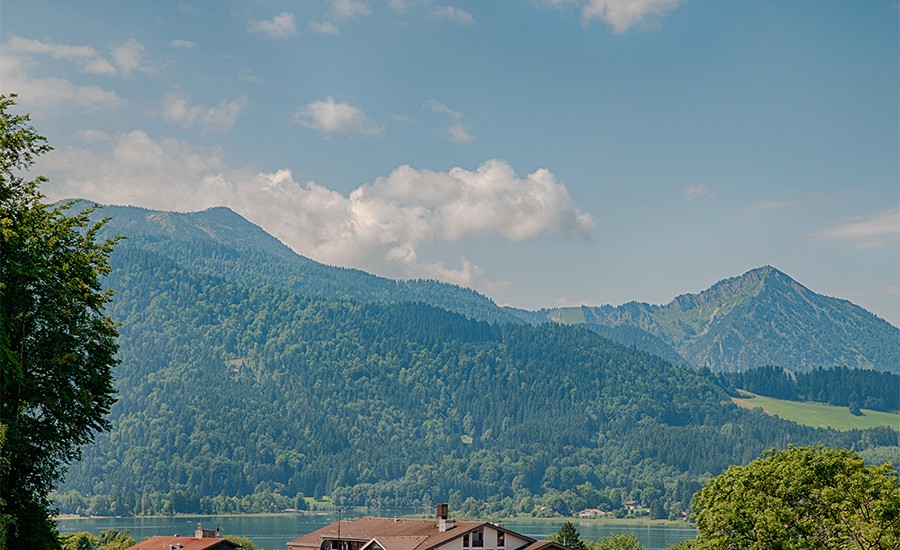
432;527;531;550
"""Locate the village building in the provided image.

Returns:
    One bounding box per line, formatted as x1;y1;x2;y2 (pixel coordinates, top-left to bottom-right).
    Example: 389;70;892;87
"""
575;508;606;519
124;523;240;550
289;505;568;550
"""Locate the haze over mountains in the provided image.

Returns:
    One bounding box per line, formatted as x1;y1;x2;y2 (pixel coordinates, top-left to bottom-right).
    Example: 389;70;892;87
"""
545;266;899;374
53;202;897;518
95;203;899;374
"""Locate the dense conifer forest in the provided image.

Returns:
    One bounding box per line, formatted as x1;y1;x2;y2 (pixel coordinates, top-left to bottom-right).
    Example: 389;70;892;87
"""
722;365;899;413
54;205;898;519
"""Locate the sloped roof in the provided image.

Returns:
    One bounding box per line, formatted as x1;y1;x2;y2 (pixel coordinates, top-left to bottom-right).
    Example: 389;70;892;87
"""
125;536;240;550
288;517;530;550
520;541;570;550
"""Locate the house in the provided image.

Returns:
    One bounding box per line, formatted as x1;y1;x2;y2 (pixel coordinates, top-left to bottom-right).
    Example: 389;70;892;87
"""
124;523;240;550
289;505;569;550
576;509;606;518
623;501;640;511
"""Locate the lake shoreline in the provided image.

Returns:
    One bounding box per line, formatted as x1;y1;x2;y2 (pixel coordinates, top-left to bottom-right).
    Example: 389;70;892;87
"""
56;513;697;550
56;512;691;527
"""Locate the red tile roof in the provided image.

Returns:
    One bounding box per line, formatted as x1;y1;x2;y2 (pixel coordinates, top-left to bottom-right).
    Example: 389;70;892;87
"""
125;536;240;550
288;517;530;550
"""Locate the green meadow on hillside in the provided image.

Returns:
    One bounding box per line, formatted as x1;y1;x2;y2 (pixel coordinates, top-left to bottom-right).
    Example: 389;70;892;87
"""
733;391;900;431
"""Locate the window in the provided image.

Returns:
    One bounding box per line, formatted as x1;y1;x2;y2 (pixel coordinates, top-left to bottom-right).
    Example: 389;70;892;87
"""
463;534;469;548
497;533;504;547
472;529;484;548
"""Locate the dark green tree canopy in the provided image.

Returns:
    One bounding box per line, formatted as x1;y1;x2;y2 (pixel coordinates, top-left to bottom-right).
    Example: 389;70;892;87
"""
549;522;588;550
691;445;900;549
0;95;119;547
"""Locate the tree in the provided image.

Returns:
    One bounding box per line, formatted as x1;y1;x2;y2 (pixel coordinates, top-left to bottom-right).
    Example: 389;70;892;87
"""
549;522;588;550
589;533;644;550
58;530;135;550
0;95;119;547
223;535;259;550
690;445;900;549
96;529;136;550
59;532;99;550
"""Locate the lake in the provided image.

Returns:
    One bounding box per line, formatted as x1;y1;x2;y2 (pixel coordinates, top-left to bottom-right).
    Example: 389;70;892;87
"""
56;513;697;550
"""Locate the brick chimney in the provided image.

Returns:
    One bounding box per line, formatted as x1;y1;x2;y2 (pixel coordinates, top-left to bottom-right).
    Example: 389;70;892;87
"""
195;523;219;539
436;504;455;532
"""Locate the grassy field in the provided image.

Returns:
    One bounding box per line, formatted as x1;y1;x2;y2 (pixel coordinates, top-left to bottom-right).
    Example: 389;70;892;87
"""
733;390;899;431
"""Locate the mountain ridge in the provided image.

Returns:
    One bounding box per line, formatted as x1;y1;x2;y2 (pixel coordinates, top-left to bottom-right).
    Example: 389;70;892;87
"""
54;203;897;517
80;202;899;373
562;266;898;373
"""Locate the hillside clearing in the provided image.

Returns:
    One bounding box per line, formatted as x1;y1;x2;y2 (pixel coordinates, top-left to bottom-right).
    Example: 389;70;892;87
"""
733;390;899;431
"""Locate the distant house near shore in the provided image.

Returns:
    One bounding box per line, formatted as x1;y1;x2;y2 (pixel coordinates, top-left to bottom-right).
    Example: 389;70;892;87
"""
289;505;569;550
124;523;240;550
576;508;606;518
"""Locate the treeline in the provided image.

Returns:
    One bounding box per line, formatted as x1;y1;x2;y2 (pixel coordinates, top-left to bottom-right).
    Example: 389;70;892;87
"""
723;365;899;412
54;486;308;517
54;218;898;521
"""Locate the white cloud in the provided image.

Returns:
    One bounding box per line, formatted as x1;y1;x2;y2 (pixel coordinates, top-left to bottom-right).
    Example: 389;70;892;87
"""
0;50;126;115
4;35;156;79
310;21;340;35
110;39;157;78
248;12;298;38
423;99;463;120
431;6;474;25
239;68;263;84
293;97;384;137
444;124;474;144
43;134;594;290
682;184;715;201
6;35;97;60
814;208;900;249
163;92;249;132
169;39;198;49
331;0;371;19
423;100;472;143
5;35;114;76
581;0;683;33
76;129;113;143
82;58;118;75
742;192;847;212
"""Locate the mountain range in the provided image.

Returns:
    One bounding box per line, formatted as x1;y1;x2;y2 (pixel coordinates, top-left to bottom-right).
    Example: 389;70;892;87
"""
544;266;899;373
93;203;899;374
53;202;897;518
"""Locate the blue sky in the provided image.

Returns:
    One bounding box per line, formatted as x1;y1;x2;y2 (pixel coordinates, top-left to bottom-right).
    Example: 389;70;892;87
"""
3;0;898;325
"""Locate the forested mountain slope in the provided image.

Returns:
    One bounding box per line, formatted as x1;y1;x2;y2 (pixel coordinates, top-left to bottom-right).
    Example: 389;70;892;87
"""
56;204;897;518
89;204;898;373
552;266;899;373
90;203;526;324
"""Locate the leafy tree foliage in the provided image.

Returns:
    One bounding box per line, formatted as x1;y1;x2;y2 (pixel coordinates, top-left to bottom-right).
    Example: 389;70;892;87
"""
223;535;259;550
551;526;644;550
691;446;900;549
59;530;135;550
0;95;119;546
549;522;587;550
59;532;98;550
589;533;643;550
